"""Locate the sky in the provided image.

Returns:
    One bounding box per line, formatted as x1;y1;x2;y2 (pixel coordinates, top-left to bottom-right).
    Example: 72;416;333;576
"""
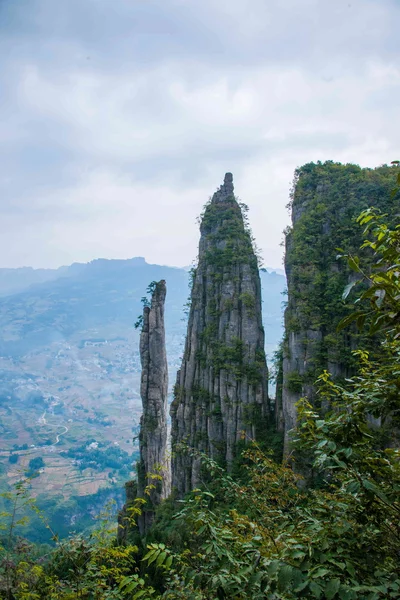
1;0;399;270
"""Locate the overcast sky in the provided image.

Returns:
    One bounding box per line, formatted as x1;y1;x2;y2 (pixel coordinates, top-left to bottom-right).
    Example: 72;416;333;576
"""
1;0;399;270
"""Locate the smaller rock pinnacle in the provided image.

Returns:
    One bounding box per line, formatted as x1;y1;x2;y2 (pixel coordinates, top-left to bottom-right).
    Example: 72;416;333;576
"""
137;280;170;534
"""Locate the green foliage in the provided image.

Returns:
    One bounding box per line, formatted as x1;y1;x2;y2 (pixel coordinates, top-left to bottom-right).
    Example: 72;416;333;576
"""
134;314;144;330
200;196;260;270
0;484;140;599
148;207;399;599
0;485;127;547
2;180;400;599
134;281;160;329
286;371;303;394
239;291;256;317
283;161;400;399
25;457;44;478
337;207;400;335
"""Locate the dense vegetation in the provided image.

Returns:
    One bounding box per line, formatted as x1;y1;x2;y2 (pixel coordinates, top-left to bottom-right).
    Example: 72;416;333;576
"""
283;162;400;394
25;457;45;478
1;167;399;598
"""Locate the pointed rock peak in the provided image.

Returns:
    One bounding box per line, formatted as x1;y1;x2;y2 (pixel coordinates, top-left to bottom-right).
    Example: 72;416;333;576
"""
212;172;235;203
171;175;270;497
224;171;233;187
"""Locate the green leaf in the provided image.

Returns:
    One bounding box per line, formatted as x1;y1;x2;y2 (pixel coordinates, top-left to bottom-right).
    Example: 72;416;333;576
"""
356;313;366;329
142;550;154;562
347;256;360;272
165;555;173;569
325;578;340;599
342;280;358;300
294;580;309;592
147;549;160;566
312;567;330;578
339;587;356;600
337;312;362;332
156;551;167;566
267;560;280;577
119;576;137;590
292;568;303;589
346;480;360;494
310;581;323;598
133;591;149;599
345;561;355;578
278;564;293;590
361;479;390;503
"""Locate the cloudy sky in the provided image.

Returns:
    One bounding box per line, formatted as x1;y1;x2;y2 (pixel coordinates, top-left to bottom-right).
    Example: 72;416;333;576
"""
1;0;399;270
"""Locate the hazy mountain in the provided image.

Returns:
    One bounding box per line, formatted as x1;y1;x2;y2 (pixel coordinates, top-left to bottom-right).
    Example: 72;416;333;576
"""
0;257;285;360
0;257;285;531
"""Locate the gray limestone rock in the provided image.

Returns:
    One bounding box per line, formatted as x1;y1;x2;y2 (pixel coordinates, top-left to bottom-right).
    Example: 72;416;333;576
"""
119;280;170;540
137;280;170;534
170;174;270;496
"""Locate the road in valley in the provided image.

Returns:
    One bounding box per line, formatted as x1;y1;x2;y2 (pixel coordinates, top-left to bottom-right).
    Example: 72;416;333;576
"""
54;426;68;445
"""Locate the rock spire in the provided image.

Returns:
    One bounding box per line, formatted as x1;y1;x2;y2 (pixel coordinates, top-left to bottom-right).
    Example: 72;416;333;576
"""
137;280;170;534
170;173;270;496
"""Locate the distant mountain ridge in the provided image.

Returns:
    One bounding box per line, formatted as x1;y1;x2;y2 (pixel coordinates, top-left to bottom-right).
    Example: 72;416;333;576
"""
0;256;285;530
0;257;152;297
0;257;285;358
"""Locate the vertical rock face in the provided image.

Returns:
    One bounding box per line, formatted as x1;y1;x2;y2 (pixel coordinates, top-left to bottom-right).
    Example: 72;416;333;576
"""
137;280;170;534
171;173;270;496
280;162;399;454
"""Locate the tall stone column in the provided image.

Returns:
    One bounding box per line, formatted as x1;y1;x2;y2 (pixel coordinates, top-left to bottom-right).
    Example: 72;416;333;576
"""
137;280;170;534
171;174;270;496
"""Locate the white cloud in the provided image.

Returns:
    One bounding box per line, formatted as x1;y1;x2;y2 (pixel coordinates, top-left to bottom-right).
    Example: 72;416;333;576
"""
0;0;399;268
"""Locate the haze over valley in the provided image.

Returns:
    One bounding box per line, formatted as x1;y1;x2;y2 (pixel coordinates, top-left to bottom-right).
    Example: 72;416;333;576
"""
0;257;285;538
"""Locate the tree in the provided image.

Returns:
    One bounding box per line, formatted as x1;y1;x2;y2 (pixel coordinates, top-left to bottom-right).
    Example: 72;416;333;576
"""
26;456;45;478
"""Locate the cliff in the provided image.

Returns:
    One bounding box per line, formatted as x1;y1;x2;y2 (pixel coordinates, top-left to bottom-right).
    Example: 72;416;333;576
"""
279;161;399;453
170;173;270;496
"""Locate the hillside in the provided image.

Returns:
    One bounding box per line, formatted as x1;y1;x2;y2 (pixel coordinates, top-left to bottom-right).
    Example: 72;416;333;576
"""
0;257;285;540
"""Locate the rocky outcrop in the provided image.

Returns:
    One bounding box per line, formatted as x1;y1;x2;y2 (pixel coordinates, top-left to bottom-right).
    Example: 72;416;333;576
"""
280;162;399;454
170;173;270;496
119;281;169;539
136;280;170;534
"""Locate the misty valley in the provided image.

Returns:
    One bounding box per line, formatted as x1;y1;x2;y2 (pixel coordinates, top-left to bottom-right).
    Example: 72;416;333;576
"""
0;256;285;543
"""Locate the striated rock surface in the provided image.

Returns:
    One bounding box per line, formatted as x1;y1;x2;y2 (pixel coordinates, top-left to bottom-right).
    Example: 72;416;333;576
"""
119;280;170;540
136;280;170;534
279;162;399;454
170;173;270;496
